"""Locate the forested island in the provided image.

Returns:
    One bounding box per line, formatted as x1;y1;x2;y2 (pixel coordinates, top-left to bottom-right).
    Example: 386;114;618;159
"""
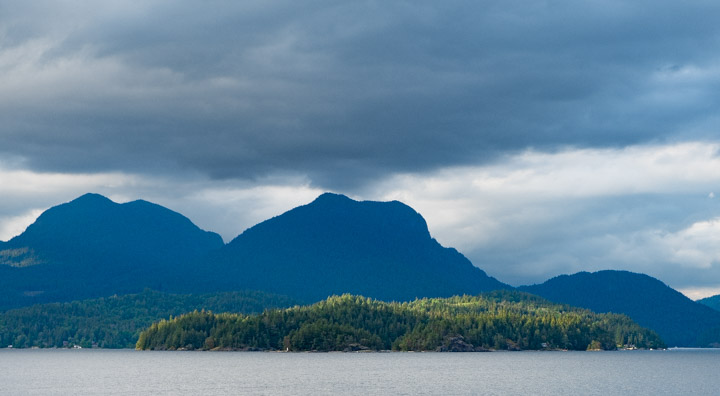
136;291;664;352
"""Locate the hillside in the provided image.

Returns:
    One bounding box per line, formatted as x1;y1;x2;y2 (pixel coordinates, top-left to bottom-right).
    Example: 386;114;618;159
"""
136;291;665;352
521;270;720;347
0;289;297;349
199;193;510;302
698;295;720;312
0;194;224;309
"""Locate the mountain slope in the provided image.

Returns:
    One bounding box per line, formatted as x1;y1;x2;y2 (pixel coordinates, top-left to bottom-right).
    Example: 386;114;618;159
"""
520;270;720;347
698;295;720;312
0;194;224;309
201;193;509;302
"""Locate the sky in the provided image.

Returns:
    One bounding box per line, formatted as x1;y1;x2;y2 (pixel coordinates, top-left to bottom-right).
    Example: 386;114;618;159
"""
1;0;720;298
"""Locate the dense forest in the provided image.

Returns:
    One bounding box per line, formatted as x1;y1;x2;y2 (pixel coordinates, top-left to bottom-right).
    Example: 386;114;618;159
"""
0;289;296;348
136;291;665;352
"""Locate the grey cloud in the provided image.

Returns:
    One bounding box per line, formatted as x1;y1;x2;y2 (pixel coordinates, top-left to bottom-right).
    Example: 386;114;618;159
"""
467;193;720;287
2;0;720;188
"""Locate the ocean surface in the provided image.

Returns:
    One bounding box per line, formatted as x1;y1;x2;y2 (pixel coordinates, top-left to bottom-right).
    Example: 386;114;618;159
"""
1;348;719;395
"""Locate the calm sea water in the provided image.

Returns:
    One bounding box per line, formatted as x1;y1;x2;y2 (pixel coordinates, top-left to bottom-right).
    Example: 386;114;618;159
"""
1;348;718;395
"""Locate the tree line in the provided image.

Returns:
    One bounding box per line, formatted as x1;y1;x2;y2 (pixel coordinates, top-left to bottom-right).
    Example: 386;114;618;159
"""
0;289;296;348
136;291;665;352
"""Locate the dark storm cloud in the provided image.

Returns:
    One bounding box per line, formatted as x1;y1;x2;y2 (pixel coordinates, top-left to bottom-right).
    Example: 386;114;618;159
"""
2;0;720;187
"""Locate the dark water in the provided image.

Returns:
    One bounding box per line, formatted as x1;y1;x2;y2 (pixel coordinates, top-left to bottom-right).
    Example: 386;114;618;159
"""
1;349;718;395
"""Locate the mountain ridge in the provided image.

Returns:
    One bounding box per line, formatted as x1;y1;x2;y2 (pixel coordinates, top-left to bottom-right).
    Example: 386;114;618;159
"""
0;192;509;308
520;270;720;347
203;192;510;302
9;193;223;256
0;193;225;308
3;192;719;348
698;294;720;312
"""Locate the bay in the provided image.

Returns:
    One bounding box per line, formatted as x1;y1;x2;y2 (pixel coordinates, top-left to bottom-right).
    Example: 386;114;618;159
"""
1;349;719;395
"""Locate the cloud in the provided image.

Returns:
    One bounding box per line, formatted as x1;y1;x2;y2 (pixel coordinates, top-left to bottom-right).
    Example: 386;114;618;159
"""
2;1;720;187
374;142;720;244
677;286;720;301
370;142;720;290
1;141;720;297
0;159;136;196
3;2;720;297
662;218;720;269
0;209;44;242
0;161;141;240
145;182;325;243
0;161;323;243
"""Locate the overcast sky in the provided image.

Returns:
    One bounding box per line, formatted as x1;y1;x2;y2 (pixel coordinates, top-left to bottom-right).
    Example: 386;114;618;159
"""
1;1;720;298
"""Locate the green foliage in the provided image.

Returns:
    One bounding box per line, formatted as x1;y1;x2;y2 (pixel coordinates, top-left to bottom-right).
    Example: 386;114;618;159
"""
136;291;665;352
0;289;296;348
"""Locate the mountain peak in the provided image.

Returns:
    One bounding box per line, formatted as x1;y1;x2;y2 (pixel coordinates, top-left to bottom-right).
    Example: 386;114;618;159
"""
235;192;431;245
70;193;114;205
312;192;353;203
1;194;225;308
216;194;509;302
10;193;223;250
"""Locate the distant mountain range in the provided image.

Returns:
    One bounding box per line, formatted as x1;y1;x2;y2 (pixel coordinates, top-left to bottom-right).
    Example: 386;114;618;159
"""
0;192;508;309
521;271;720;347
2;193;719;347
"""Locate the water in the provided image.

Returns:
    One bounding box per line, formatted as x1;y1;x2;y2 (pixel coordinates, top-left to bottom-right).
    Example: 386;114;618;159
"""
1;349;719;395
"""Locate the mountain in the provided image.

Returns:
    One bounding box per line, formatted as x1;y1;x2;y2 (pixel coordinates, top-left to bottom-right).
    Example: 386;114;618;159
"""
7;193;222;262
200;193;510;302
520;270;720;347
1;192;507;309
698;295;720;312
0;194;224;309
